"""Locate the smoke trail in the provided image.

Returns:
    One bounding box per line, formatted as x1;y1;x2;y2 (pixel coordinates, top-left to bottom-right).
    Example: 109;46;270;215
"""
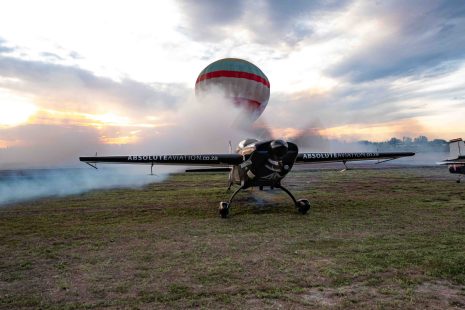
0;167;168;206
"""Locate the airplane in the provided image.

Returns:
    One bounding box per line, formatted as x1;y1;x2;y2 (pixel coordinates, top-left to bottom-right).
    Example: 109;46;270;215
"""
439;138;465;183
80;138;415;218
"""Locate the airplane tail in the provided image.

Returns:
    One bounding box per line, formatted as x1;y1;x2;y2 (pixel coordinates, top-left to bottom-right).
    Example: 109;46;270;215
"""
448;138;464;159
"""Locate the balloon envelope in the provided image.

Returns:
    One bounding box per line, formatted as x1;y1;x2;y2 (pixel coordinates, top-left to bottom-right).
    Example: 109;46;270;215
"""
195;58;270;120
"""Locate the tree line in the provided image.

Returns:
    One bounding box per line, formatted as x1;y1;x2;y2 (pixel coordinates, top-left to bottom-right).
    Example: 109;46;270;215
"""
358;136;449;153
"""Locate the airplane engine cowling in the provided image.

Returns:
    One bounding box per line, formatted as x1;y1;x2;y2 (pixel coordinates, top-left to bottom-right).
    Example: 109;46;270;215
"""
241;141;299;188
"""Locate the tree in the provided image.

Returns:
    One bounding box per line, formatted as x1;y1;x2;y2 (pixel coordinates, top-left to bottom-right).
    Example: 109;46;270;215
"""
414;136;428;144
403;137;412;144
388;137;402;145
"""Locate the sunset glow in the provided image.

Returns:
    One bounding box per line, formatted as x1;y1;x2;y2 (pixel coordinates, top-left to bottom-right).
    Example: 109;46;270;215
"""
0;91;37;127
100;133;141;145
319;119;430;141
28;109;169;129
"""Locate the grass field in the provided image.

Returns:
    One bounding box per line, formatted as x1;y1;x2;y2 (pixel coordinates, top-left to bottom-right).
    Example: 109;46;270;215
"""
1;166;464;309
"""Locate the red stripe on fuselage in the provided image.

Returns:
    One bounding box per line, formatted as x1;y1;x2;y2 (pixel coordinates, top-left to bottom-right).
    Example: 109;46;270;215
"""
196;70;270;88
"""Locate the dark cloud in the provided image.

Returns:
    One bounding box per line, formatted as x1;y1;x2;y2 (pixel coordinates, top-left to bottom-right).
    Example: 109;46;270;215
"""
0;54;188;115
264;0;349;36
177;0;245;42
177;0;350;45
177;0;465;80
329;1;465;81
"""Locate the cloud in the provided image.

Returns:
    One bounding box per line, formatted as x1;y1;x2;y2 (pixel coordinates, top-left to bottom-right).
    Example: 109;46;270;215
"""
264;61;465;137
266;83;412;130
0;53;188;117
0;38;14;53
177;0;245;42
39;52;64;61
328;1;465;81
176;0;350;45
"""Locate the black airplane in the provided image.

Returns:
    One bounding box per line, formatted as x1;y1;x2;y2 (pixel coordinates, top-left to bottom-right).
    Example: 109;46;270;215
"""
439;138;465;183
80;138;414;218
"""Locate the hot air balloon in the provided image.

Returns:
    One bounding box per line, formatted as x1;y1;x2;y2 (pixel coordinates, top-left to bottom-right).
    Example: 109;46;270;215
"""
195;58;270;121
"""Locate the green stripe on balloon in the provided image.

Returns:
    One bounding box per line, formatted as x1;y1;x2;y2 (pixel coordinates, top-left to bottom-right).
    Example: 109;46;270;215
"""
198;58;268;82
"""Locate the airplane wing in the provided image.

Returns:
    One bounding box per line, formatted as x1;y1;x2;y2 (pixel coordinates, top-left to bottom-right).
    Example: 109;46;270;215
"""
79;154;243;168
295;152;415;164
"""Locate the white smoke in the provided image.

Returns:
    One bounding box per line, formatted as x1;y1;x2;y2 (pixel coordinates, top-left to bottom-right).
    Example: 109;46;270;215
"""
0;166;167;206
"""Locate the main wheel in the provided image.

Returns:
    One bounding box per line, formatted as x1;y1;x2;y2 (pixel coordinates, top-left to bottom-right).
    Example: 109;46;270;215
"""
219;202;230;218
296;199;310;215
457;179;461;183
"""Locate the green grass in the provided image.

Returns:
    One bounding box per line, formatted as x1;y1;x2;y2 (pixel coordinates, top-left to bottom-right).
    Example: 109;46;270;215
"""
1;167;465;309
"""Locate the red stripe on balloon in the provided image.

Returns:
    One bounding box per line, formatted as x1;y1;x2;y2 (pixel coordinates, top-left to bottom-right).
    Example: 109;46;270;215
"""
196;70;270;88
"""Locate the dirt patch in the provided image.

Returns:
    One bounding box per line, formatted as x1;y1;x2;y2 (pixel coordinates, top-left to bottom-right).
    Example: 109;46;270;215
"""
298;280;465;308
415;281;465;308
301;284;378;307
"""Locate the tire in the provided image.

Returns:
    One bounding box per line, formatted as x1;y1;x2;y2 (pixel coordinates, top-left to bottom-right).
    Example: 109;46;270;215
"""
297;199;310;215
219;202;230;218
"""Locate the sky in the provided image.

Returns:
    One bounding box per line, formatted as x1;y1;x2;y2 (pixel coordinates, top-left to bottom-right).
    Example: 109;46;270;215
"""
0;0;465;168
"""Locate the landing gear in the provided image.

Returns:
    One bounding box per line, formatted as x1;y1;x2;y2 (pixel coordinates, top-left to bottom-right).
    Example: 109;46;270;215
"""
219;186;244;218
457;178;462;183
277;185;311;215
219;184;311;218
